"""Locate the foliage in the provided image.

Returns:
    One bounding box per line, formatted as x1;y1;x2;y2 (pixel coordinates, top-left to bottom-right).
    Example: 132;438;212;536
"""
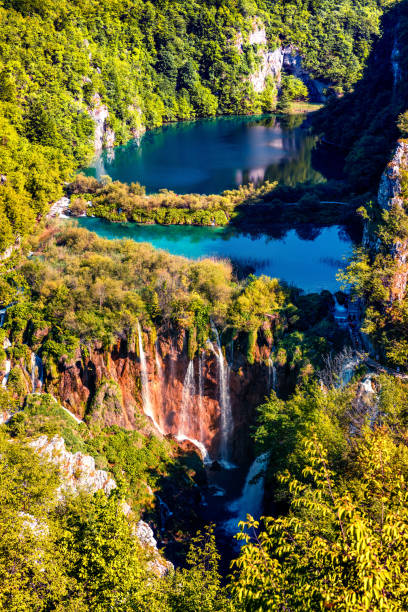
68;175;277;226
338;201;408;367
0;0;392;248
232;428;408;611
316;0;408;192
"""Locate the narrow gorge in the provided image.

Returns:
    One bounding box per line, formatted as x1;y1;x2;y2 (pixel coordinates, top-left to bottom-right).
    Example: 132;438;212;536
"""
2;0;408;608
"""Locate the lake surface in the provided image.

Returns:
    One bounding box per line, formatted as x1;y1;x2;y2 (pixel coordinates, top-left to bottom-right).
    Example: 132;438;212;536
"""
86;115;343;194
77;218;352;292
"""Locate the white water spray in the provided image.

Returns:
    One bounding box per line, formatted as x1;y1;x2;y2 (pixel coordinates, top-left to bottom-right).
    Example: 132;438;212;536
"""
175;434;212;465
31;354;44;393
210;323;233;465
137;322;164;435
1;359;10;389
198;353;205;442
224;452;270;536
178;360;196;436
267;356;277;392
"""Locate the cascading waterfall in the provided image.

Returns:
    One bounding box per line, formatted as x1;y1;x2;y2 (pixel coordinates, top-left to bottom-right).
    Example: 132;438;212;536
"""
156;495;173;532
31;353;44;393
198;353;205;442
267;356;277;392
333;296;348;329
176;358;212;465
137;322;164;435
1;359;10;389
155;340;163;380
0;303;16;329
224;452;270;536
178;360;195;436
338;355;361;388
210;322;233;465
392;36;401;91
176;434;211;465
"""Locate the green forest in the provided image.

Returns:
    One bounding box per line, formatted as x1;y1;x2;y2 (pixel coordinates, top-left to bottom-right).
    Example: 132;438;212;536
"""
0;0;395;249
2;0;408;609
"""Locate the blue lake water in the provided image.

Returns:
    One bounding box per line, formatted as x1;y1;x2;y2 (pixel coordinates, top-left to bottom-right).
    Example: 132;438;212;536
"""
77;218;351;293
82;115;351;292
85;115;342;194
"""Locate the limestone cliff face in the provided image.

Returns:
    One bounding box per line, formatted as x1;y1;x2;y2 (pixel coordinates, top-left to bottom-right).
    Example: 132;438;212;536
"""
89;93;116;151
377;140;408;302
244;23;284;93
241;21;328;100
378;140;408;210
53;327;278;465
29;434;172;576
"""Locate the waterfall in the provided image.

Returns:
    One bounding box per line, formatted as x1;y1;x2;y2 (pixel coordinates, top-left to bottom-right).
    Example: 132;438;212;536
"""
31;354;44;393
210;323;233;466
156;495;173;532
224;452;270;536
178;360;196;436
175;434;211;465
1;360;10;389
137;322;164;435
333;296;348;329
198;353;204;442
175;357;212;465
155;340;163;379
0;303;16;329
338;356;361;388
267;356;277;392
392;36;401;91
50;395;83;424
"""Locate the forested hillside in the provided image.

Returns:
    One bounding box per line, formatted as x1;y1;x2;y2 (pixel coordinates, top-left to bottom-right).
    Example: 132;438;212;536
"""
0;0;394;251
3;1;408;609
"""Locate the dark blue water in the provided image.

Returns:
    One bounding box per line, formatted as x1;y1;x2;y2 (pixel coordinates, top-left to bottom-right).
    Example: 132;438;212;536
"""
86;115;341;194
77;218;351;292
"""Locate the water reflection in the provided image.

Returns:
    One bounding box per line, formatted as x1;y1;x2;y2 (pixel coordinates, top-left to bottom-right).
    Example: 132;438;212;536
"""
76;218;352;292
85;115;341;195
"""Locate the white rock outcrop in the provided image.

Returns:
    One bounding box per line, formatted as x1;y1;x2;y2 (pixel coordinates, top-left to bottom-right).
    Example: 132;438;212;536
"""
376;140;408;302
29;435;116;497
377;140;408;210
89;93;115;152
249;24;267;46
29;435;172;575
250;48;284;93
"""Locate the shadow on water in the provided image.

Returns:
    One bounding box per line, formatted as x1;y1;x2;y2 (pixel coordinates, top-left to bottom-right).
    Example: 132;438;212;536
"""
85;113;345;195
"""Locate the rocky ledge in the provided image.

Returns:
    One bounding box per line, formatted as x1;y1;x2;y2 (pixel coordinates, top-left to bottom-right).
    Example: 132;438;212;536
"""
30;434;172;576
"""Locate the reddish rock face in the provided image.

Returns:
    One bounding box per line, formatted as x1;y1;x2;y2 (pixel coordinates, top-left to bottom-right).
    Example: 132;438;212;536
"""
56;328;277;464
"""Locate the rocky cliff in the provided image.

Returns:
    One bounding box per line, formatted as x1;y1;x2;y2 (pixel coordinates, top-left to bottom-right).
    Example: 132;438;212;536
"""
29;434;172;576
377;139;408;302
89;93;116;152
241;21;328;101
49;326;280;466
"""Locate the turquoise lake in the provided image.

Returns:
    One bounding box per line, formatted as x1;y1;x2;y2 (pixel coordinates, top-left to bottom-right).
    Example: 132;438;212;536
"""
77;218;352;293
83;115;351;292
86;115;343;194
